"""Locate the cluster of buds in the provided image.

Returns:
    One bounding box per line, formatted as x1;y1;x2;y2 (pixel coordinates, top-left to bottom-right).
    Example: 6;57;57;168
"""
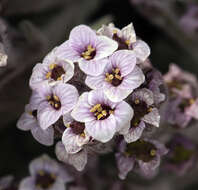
17;22;198;182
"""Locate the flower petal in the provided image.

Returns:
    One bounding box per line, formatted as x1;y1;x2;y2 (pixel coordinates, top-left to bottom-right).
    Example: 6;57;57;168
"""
95;35;118;60
142;108;160;127
19;177;35;190
71;92;95;122
85;74;107;90
78;58;108;76
124;121;146;143
110;50;137;76
85;115;117;143
121;23;136;43
31;125;54;146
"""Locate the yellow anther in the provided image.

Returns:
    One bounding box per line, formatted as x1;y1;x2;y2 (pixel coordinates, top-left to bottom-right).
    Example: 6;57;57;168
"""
54;103;59;108
102;110;107;116
115;74;122;80
90;104;101;112
49;63;56;70
46;95;51;100
28;111;33;115
113;29;117;34
109;110;114;115
97;114;104;120
150;149;156;156
46;72;51;79
134;122;139;126
57;77;62;81
80;132;85;138
114;68;120;74
97;106;103;112
109;74;114;80
38;170;45;176
53;95;59;102
83;55;92;60
125;40;130;45
135;99;140;104
148;107;153;112
87;45;95;51
65;123;70;128
49;101;54;106
189;98;195;105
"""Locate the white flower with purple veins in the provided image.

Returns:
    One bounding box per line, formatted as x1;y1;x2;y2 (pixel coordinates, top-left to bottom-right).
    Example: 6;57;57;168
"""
115;139;168;179
17;104;54;146
71;90;133;142
31;83;78;130
56;141;88;172
62;113;90;154
86;50;145;102
56;25;118;76
29;49;74;90
97;23;150;63
124;88;160;143
19;155;72;190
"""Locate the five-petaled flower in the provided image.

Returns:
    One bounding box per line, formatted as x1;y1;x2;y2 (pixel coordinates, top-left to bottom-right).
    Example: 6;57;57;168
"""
56;25;118;76
85;50;145;102
71;90;133;142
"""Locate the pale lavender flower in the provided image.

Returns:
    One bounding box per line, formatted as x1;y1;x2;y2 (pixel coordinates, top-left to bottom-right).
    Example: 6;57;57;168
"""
55;141;88;172
164;64;198;99
17;104;54;146
71;90;133;142
116;138;168;179
0;42;7;67
29;48;74;90
85;50;145;102
56;25;118;76
31;83;78;130
123;88;160;143
0;175;18;190
164;134;197;176
62;113;91;154
97;23;150;63
19;155;72;190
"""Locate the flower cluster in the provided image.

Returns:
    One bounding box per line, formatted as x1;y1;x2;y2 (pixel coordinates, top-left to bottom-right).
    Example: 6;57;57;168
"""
17;22;168;179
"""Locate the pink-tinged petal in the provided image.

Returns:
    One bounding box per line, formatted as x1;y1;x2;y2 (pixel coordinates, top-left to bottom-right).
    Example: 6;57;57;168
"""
62;128;82;154
185;99;198;119
115;153;135;180
17;112;37;131
29;91;45;110
104;86;132;102
113;101;134;131
132;40;150;63
85;115;117;143
78;58;108;76
19;177;35;190
38;102;62;130
95;36;118;60
43;47;58;65
61;60;74;83
110;50;136;76
124;121;146;143
131;88;154;106
97;23;117;38
69;25;97;53
121;23;136;43
29;63;49;90
50;181;65;190
88;89;117;108
119;120;131;135
150;140;169;156
85;74;107;90
31;125;54;146
63;113;74;125
56;41;80;61
71;92;95;122
138;154;160;177
142;108;160;127
120;66;145;90
53;83;79;114
55;142;87;171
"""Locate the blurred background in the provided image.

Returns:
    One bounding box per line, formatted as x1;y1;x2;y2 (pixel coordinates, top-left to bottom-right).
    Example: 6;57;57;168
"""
0;0;198;189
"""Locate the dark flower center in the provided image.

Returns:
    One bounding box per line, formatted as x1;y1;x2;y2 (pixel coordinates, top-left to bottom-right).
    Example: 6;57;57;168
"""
46;64;65;81
131;99;152;127
90;104;114;120
125;140;157;162
47;94;61;110
81;45;96;60
36;170;56;189
179;98;195;112
112;32;130;50
32;110;37;118
168;145;194;164
105;68;123;87
68;121;85;136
